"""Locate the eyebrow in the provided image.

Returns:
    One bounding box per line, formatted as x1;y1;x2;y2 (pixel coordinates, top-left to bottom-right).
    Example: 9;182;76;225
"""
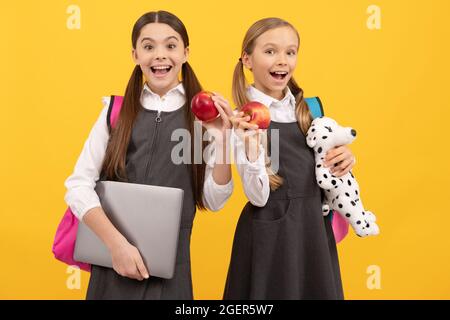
141;36;179;43
262;43;298;49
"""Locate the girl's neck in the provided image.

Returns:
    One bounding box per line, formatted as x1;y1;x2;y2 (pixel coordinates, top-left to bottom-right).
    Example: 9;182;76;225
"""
146;81;182;98
253;82;285;101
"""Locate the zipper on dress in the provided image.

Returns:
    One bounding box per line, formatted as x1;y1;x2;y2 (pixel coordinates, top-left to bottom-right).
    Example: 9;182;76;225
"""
144;110;162;181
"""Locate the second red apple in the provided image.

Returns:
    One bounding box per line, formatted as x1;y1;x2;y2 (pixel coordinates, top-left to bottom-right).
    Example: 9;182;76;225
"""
241;101;271;129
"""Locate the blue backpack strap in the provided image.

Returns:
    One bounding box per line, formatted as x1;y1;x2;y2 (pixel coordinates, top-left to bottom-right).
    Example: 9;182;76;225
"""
305;97;324;119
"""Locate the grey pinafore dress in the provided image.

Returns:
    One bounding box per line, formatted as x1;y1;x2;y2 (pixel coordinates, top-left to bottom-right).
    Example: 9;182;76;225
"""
86;105;196;300
223;121;344;300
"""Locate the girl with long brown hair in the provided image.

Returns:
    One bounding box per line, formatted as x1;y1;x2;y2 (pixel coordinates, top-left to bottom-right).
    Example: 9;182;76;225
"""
224;18;357;299
64;11;234;299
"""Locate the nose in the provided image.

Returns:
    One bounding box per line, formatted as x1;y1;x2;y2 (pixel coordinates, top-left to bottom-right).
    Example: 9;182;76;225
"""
277;54;288;65
155;48;167;61
351;129;357;137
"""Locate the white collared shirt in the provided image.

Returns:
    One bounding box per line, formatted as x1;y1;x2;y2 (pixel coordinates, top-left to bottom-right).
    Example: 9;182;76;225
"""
64;82;233;220
233;85;297;207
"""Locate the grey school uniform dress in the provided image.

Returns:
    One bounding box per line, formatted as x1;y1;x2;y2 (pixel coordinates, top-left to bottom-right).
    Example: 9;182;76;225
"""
223;120;344;300
86;105;196;300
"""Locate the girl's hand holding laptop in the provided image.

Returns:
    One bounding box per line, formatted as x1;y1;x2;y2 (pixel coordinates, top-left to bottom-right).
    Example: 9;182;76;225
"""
110;238;150;281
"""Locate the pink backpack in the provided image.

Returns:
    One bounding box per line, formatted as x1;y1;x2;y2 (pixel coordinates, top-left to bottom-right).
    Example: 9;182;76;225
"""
52;96;124;272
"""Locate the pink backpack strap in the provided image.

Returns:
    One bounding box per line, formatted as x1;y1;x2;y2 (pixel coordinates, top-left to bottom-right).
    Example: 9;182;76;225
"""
106;95;124;131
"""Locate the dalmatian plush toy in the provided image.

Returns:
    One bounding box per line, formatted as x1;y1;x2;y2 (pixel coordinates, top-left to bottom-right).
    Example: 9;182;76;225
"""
306;117;380;237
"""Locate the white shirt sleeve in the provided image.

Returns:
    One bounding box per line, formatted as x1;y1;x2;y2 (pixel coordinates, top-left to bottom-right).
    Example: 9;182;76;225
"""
233;130;270;207
64;97;111;221
202;133;234;212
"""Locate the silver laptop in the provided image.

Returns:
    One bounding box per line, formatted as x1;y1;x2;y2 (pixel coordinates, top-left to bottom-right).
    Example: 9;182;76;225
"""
74;181;184;279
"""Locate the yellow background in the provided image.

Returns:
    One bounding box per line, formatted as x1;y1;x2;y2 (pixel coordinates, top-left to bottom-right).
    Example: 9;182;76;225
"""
1;0;449;299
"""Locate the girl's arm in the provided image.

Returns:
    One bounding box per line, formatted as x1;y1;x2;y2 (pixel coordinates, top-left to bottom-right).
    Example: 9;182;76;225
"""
233;130;270;207
64;97;148;280
230;112;270;207
202;131;234;212
64;100;110;221
201;94;234;211
211;132;232;185
83;207;149;280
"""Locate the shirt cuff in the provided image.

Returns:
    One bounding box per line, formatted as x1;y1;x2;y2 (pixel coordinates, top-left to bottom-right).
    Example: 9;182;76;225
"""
202;174;234;212
64;187;102;221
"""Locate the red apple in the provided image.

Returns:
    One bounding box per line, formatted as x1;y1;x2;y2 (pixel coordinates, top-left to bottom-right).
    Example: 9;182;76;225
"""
241;101;271;129
191;91;219;122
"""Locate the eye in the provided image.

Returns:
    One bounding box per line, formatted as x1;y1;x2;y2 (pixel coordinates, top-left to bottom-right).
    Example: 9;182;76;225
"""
265;49;275;55
167;43;177;49
287;50;297;56
144;44;153;50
